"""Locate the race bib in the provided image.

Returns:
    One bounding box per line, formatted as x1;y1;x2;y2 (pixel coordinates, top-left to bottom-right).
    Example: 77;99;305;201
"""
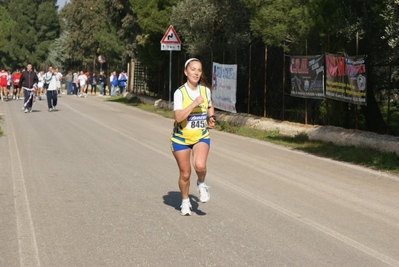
186;114;207;130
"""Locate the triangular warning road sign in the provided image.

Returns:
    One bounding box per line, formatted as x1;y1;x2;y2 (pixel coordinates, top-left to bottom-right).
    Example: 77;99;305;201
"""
160;25;181;44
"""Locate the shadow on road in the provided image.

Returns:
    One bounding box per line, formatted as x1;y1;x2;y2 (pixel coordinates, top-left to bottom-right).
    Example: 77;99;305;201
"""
163;191;206;216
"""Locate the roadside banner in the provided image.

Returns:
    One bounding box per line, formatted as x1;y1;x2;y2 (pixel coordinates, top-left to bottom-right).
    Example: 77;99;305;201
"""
290;55;325;99
325;53;367;105
212;62;237;113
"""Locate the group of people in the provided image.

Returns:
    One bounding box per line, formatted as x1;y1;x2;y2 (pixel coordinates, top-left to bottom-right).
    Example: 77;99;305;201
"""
65;70;128;97
1;66;130;111
0;68;31;101
0;65;62;112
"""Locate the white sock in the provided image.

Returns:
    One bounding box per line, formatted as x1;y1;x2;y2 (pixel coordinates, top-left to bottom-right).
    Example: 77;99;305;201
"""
182;198;190;204
197;181;206;187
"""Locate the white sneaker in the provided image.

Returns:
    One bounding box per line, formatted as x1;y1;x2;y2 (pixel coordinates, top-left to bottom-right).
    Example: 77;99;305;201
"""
180;202;192;216
197;183;210;203
48;108;53;112
24;108;28;113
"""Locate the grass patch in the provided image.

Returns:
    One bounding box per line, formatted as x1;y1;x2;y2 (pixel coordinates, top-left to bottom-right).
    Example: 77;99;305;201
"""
0;116;3;137
117;99;399;175
107;95;175;119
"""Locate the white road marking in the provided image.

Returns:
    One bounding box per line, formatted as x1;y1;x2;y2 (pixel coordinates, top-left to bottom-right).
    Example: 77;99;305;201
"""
5;105;41;267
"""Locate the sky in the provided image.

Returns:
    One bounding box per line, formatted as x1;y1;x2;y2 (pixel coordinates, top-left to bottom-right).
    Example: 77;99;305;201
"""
57;0;68;9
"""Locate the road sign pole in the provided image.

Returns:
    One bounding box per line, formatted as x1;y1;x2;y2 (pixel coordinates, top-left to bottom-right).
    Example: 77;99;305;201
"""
160;25;181;109
169;50;172;109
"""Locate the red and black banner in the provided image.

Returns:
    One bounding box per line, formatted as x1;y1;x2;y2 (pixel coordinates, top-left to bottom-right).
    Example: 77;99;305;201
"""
325;53;367;105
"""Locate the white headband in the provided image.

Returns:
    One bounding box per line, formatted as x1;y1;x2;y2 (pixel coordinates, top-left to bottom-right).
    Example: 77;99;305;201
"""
184;58;200;68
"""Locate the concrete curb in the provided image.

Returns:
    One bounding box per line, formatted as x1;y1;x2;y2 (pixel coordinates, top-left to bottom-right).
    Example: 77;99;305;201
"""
131;93;399;156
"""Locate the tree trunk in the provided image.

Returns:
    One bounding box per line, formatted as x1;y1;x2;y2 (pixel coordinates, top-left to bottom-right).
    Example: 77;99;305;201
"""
361;84;386;134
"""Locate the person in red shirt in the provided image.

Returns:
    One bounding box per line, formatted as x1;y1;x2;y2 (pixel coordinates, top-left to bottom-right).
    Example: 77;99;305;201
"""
0;68;9;101
12;69;22;100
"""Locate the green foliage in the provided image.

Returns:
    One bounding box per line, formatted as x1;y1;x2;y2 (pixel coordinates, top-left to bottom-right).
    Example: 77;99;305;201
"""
60;0;125;69
248;0;311;50
171;0;251;56
171;0;217;56
3;0;60;69
0;6;14;67
47;31;69;71
104;0;140;60
132;0;179;35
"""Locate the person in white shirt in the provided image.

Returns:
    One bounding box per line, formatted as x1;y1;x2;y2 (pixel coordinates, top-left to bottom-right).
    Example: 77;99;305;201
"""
77;71;88;97
44;66;59;111
37;71;44;100
55;68;63;95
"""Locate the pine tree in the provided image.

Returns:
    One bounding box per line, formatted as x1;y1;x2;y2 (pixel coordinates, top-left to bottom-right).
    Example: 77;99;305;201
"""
0;6;15;68
5;0;60;70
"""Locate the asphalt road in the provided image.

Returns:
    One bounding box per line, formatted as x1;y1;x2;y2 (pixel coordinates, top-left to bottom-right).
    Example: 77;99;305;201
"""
1;95;398;267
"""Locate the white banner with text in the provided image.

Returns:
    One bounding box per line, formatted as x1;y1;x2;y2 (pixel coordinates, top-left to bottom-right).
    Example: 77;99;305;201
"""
212;62;237;113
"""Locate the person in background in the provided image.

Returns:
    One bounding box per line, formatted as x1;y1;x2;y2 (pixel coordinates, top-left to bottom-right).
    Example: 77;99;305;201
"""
89;72;97;95
44;66;59;111
72;71;79;96
7;69;12;99
36;71;44;100
19;64;38;113
84;72;89;94
170;58;216;216
110;71;118;96
0;68;9;101
118;71;128;94
55;68;63;95
65;71;73;95
12;69;22;100
98;71;106;96
78;71;88;97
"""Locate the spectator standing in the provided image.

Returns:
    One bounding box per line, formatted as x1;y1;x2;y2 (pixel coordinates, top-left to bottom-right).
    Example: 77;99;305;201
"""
110;71;118;96
19;64;38;113
55;68;63;94
89;72;97;95
98;71;106;96
118;71;128;94
72;71;79;95
65;71;73;95
84;72;89;94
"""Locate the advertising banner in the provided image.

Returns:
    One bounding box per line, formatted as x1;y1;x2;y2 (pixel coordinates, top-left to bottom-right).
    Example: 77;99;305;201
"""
212;62;237;113
290;55;325;99
325;53;367;105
